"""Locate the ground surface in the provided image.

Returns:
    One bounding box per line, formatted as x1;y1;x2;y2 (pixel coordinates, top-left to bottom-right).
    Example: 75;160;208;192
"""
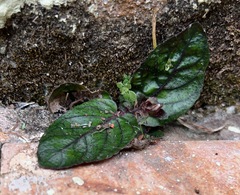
1;102;240;194
1;141;240;194
1;102;240;144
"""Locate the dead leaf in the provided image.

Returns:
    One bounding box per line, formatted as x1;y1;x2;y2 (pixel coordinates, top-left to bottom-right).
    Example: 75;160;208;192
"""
47;83;100;113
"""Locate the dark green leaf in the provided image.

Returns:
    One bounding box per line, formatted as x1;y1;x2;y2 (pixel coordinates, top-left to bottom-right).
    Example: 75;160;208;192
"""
37;98;141;169
100;91;112;100
132;23;209;125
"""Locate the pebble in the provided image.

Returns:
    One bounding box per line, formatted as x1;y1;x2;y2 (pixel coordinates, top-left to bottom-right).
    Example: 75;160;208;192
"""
226;106;236;114
72;177;84;186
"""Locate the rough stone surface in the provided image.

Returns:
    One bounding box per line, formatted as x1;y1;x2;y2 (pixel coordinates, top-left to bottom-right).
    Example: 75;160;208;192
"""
1;141;240;194
0;0;239;106
0;104;52;143
0;0;76;28
1;103;240;194
1;103;240;145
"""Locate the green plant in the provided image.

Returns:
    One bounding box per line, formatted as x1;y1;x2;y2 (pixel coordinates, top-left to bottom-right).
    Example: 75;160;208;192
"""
37;23;209;169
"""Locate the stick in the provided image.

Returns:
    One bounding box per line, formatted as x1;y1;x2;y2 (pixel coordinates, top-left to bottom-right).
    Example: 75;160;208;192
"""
152;9;157;49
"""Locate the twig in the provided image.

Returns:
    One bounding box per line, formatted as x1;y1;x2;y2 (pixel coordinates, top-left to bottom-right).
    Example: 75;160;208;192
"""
152;8;157;49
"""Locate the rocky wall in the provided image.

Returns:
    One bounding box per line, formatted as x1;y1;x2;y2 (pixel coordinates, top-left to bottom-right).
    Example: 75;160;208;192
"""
0;0;239;106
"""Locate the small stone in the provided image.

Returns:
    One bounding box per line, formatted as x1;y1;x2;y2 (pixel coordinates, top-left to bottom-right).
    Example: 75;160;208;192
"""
228;126;240;134
226;106;236;114
216;162;221;166
164;156;173;162
72;177;84;186
159;185;165;190
0;45;6;54
47;189;55;195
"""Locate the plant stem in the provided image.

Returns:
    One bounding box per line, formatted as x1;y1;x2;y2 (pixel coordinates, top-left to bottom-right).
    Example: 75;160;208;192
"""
152;9;157;49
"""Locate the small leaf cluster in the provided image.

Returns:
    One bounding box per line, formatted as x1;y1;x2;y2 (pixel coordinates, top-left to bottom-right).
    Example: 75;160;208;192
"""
37;23;210;169
117;74;137;106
